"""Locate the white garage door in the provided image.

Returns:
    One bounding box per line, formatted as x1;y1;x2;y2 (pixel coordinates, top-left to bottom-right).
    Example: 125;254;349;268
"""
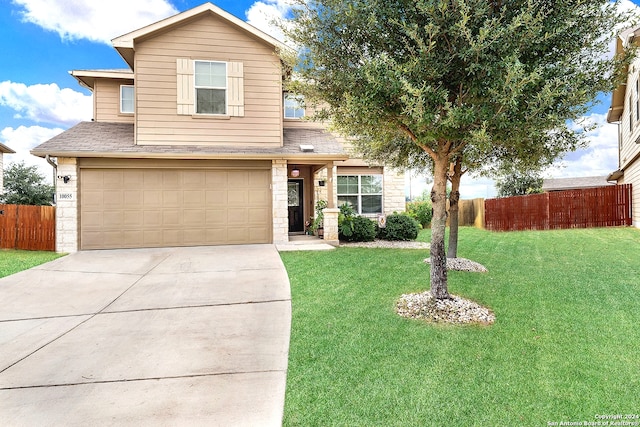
80;168;271;249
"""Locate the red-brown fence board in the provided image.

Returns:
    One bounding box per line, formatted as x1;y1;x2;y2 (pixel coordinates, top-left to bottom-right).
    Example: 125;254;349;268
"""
0;204;55;251
485;184;632;232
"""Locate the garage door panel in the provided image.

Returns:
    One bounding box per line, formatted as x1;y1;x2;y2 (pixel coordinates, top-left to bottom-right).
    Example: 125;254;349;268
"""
184;209;205;225
103;211;123;227
123;211;143;227
143;211;162;227
228;192;247;204
143;190;161;205
184;190;205;206
206;171;227;186
124;190;143;207
81;167;271;249
102;171;124;189
143;171;163;188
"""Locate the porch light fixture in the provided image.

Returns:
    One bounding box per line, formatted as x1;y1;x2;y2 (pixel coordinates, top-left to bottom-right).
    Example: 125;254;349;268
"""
291;167;300;178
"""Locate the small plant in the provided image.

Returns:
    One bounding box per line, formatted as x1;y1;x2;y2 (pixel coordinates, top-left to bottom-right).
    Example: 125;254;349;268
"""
310;200;328;233
378;213;420;241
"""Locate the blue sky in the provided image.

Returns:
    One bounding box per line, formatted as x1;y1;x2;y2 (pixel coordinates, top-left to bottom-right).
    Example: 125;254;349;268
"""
1;0;639;198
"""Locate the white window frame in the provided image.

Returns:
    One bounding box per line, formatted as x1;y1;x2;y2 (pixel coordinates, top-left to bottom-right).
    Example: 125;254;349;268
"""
284;93;305;119
194;60;227;115
337;175;383;215
120;85;134;114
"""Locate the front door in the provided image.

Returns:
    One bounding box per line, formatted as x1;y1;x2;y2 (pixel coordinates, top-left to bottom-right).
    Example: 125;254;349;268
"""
288;179;304;232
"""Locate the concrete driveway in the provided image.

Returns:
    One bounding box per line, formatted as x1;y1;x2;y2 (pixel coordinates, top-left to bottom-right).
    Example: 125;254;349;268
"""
0;245;291;426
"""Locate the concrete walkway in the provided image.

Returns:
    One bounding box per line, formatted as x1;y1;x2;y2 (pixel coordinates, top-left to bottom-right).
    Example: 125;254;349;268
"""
0;245;291;426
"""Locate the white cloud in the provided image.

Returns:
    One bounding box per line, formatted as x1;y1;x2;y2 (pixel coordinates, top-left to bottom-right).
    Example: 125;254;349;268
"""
12;0;178;44
0;81;92;127
1;125;64;184
547;113;619;178
245;0;292;42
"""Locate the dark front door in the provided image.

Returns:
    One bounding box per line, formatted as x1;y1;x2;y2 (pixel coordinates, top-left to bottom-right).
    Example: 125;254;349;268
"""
288;179;304;232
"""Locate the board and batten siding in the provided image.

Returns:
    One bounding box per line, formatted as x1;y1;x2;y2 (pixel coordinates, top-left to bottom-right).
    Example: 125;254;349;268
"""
133;13;283;146
94;79;135;123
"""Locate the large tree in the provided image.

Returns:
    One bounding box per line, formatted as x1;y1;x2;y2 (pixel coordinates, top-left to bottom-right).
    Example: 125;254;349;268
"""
1;161;54;206
283;0;633;299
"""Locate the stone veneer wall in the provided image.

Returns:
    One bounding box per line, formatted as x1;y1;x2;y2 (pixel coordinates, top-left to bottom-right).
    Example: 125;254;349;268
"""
272;160;289;244
55;158;79;253
383;168;406;214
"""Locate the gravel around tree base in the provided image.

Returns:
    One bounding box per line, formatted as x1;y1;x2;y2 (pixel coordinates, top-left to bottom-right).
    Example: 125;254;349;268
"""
424;257;488;272
396;292;495;325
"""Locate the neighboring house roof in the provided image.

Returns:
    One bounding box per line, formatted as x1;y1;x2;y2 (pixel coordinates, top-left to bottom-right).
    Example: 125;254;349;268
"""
542;176;614;192
30;122;348;161
111;2;290;69
0;142;16;154
70;69;134;90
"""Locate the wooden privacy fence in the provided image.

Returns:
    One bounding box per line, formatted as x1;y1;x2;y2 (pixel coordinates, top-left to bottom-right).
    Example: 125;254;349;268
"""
447;198;485;228
485;184;632;232
0;204;56;251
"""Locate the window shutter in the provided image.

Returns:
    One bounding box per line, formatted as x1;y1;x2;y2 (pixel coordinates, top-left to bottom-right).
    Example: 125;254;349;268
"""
227;62;244;117
176;58;194;115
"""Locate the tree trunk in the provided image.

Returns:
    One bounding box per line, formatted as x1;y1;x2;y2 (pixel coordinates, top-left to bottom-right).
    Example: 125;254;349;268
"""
430;155;450;299
447;157;463;259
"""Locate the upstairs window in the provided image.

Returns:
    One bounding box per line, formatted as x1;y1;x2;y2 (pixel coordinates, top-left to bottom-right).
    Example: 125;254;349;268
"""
177;59;243;117
195;61;227;115
284;94;305;119
120;85;134;114
636;76;640;124
337;175;383;214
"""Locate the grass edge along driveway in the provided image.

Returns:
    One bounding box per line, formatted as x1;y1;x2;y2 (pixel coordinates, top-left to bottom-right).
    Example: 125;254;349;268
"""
0;249;64;279
280;227;640;426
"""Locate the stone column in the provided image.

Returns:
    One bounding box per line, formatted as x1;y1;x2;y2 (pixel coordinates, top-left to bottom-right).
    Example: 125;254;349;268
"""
322;207;340;246
55;158;78;253
383;167;406;214
272;159;289;244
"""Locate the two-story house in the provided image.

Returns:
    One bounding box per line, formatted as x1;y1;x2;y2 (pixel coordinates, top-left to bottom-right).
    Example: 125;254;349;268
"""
31;2;405;252
607;26;640;228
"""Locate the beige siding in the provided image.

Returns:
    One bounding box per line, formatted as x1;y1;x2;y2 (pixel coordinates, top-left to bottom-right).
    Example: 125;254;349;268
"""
94;79;135;123
619;64;640;170
620;160;640;227
134;14;283;146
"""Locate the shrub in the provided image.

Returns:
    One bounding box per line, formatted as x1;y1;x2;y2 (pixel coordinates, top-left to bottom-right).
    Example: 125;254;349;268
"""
339;204;376;242
349;216;377;241
378;213;420;241
406;200;432;228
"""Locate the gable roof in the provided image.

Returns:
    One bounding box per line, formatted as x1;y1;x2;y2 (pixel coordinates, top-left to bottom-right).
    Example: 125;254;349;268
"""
30;122;348;161
111;2;290;69
542;176;614;192
0;142;15;154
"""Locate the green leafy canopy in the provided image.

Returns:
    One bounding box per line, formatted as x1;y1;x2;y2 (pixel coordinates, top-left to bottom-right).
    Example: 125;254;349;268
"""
1;161;54;206
283;0;635;170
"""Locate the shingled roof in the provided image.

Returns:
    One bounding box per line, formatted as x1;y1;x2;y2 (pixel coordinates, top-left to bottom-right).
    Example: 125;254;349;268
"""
542;176;614;192
31;121;348;161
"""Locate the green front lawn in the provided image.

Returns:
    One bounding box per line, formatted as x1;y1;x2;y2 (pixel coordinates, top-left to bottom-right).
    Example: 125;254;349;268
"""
0;250;64;279
280;227;640;426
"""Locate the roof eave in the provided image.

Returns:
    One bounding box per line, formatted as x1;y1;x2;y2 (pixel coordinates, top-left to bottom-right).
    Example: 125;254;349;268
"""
70;70;135;91
0;142;16;154
30;150;349;162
